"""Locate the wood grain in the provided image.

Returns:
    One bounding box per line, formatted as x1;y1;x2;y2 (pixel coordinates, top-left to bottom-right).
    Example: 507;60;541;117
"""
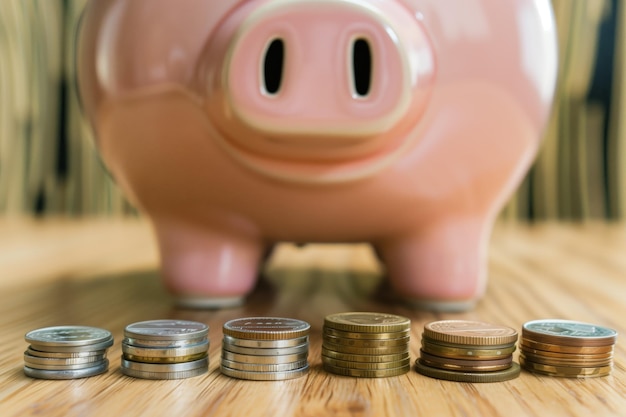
0;219;625;417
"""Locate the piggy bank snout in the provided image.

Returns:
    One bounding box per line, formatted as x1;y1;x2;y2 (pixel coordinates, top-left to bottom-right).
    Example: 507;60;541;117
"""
221;0;434;140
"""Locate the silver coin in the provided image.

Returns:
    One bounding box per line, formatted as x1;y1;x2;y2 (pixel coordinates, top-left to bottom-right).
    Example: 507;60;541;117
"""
523;320;618;345
223;317;310;340
29;338;114;353
26;347;108;359
120;357;208;373
124;336;208;348
220;364;309;381
124;320;208;341
222;341;308;356
220;358;309;373
24;351;107;366
122;340;209;358
121;366;208;380
222;334;308;349
24;358;109;371
25;326;112;347
23;359;109;380
221;350;308;365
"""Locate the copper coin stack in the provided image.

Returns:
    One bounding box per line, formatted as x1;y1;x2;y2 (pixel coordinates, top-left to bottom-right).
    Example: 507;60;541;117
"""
415;320;520;383
220;317;310;381
322;312;411;378
24;326;113;380
121;320;209;380
520;319;618;378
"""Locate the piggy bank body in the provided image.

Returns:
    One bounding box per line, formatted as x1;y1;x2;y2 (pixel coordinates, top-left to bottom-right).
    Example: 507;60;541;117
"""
78;0;557;310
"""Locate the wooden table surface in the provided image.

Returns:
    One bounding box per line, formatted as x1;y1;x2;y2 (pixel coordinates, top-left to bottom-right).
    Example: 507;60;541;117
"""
0;218;625;417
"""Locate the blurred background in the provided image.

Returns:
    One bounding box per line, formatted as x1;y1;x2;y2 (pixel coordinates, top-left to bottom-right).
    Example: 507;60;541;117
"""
0;0;624;220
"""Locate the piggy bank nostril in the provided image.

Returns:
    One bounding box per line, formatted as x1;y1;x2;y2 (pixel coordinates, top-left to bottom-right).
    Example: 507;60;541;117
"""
352;38;372;97
263;38;285;95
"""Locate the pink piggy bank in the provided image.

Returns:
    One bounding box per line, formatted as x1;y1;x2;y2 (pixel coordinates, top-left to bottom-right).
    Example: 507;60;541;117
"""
78;0;557;311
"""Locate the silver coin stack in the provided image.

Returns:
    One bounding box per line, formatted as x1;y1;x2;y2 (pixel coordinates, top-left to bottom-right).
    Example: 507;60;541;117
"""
121;319;209;380
24;326;113;379
220;317;310;381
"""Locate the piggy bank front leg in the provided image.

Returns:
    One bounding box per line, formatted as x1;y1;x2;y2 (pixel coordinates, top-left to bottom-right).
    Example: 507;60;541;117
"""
154;220;264;309
378;218;491;312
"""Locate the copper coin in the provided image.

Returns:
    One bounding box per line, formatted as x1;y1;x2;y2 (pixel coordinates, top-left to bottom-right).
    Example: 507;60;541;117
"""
423;320;518;346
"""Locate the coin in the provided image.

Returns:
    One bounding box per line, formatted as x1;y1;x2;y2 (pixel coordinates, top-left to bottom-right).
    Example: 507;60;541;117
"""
223;317;310;340
123;352;208;364
421;338;516;360
25;326;112;347
324;312;410;334
520;338;614;354
221;350;308;365
23;352;107;366
122;340;209;358
321;346;409;363
23;358;108;371
27;339;114;353
124;320;209;342
124;337;207;348
223;334;308;349
522;319;617;347
121;357;208;373
323;328;410;340
121;366;208;380
323;334;410;348
415;360;520;383
518;352;612;368
221;358;309;373
418;351;512;372
222;341;309;356
321;356;411;370
322;340;408;356
518;346;613;360
23;359;109;380
423;320;518;346
220;364;309;381
26;347;108;359
519;356;612;378
322;362;410;378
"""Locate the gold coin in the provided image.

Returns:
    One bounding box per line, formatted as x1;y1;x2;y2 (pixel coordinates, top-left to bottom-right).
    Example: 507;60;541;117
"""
421;338;516;360
323;327;410;340
322;341;408;356
324;312;410;334
420;350;513;371
321;346;409;363
123;352;208;364
520;338;614;354
223;317;310;340
323;334;410;348
519;344;613;360
415;359;521;383
519;356;612;378
323;362;410;378
519;352;612;368
423;320;518;346
321;356;411;370
522;320;617;347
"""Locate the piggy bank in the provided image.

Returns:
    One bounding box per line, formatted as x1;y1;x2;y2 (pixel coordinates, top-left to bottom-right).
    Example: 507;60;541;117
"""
77;0;557;311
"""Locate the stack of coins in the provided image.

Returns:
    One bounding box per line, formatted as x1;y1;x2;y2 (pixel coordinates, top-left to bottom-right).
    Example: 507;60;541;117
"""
24;326;113;379
121;320;209;380
520;319;617;378
220;317;310;381
322;312;411;378
415;320;520;383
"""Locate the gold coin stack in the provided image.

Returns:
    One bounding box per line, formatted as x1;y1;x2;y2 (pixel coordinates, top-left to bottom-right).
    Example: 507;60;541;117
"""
520;319;617;378
121;320;209;380
415;320;521;383
220;317;310;381
322;312;411;378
